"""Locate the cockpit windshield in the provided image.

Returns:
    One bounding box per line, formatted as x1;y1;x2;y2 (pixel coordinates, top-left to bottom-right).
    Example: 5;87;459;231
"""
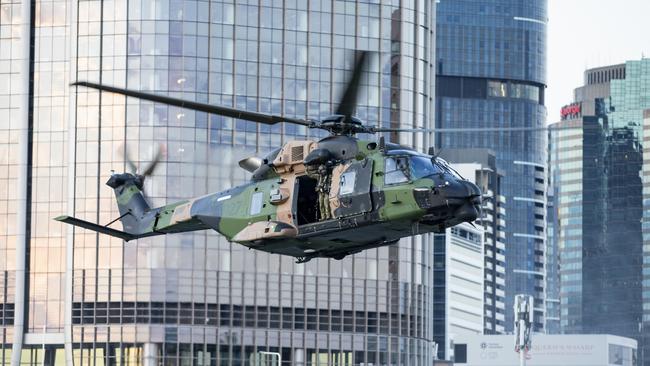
384;155;465;184
434;157;464;179
409;156;444;180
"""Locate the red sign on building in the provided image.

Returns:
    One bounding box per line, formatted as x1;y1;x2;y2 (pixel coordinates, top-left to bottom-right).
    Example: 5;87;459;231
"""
560;103;582;120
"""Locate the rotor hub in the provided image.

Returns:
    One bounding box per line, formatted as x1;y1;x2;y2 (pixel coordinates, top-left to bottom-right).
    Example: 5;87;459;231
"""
318;115;369;135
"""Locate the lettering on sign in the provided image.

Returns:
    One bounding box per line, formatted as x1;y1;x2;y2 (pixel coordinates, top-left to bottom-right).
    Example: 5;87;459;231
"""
560;103;582;120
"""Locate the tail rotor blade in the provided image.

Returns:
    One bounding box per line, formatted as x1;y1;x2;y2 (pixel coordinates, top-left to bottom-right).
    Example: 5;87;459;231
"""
141;144;165;177
120;144;138;174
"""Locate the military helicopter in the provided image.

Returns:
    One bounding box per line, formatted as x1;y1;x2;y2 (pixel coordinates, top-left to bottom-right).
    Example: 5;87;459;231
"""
55;52;483;263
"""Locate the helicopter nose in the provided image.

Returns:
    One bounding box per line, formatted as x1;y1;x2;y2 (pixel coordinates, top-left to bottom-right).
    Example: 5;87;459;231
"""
413;178;483;215
454;200;480;222
463;180;482;204
454;180;482;222
441;179;481;202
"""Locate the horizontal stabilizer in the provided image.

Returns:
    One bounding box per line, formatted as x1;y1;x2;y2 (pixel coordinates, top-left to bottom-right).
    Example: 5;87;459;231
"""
54;215;137;241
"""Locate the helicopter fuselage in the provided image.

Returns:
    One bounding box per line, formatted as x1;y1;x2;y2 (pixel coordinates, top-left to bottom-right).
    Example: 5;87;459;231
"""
145;136;481;261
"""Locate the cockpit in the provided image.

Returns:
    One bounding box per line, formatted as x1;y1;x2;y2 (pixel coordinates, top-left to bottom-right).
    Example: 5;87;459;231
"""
384;153;464;185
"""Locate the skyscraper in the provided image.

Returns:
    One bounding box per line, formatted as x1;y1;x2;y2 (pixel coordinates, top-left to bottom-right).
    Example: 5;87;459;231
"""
435;0;548;331
550;61;650;364
643;108;650;364
604;61;649;360
0;0;437;364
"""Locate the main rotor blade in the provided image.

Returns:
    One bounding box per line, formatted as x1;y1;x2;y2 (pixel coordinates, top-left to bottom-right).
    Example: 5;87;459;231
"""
335;51;369;119
72;81;312;126
372;125;594;133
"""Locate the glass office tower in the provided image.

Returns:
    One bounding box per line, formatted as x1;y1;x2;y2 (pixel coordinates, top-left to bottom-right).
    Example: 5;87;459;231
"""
435;0;548;331
550;62;649;365
643;108;650;366
606;61;648;365
0;0;437;364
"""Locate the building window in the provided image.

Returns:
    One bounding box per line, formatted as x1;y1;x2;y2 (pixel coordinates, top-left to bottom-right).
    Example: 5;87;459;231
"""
487;81;507;98
454;344;467;363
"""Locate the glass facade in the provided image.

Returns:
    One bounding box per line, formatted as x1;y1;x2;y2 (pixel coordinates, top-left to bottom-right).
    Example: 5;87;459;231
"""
435;0;548;331
0;0;23;359
545;140;559;334
643;109;650;366
607;60;650;366
1;0;437;364
549;64;620;337
2;0;69;362
600;127;643;336
550;61;650;365
549;117;607;334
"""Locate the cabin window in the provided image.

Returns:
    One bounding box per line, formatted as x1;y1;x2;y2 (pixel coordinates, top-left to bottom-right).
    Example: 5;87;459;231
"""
384;157;409;185
250;192;264;215
339;171;357;195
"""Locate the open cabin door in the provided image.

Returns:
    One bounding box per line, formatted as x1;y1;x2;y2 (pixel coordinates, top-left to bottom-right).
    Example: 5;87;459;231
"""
330;158;374;218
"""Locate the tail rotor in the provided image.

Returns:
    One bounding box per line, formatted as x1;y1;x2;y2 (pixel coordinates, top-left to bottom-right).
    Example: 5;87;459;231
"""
140;146;164;177
118;143;165;190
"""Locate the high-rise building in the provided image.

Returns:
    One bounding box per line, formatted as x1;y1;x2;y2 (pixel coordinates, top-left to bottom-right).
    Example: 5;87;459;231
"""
549;64;622;335
604;60;649;362
550;60;650;364
433;222;484;361
440;149;507;335
0;0;437;364
549;65;618;335
643;108;650;364
435;0;548;331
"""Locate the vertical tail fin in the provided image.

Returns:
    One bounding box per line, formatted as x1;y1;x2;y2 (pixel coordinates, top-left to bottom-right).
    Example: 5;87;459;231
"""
106;173;152;234
56;172;203;240
53;173;157;241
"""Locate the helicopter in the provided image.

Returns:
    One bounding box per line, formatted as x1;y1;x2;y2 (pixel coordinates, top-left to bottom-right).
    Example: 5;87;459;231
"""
55;52;483;263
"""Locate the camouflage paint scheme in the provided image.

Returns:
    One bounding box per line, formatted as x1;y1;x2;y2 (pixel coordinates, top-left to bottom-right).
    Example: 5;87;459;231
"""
56;135;481;262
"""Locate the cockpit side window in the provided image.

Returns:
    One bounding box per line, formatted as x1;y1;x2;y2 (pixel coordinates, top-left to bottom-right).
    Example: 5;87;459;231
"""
385;157;409;185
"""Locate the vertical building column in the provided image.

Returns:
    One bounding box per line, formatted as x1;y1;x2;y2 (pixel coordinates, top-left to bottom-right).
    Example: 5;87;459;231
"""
143;343;159;366
64;0;78;363
293;349;304;366
11;0;32;363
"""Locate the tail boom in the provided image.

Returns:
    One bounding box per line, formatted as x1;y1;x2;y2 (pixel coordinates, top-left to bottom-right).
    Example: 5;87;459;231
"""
55;172;211;240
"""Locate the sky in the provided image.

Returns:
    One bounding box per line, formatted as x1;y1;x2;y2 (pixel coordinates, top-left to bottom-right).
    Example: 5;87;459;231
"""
546;0;650;124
